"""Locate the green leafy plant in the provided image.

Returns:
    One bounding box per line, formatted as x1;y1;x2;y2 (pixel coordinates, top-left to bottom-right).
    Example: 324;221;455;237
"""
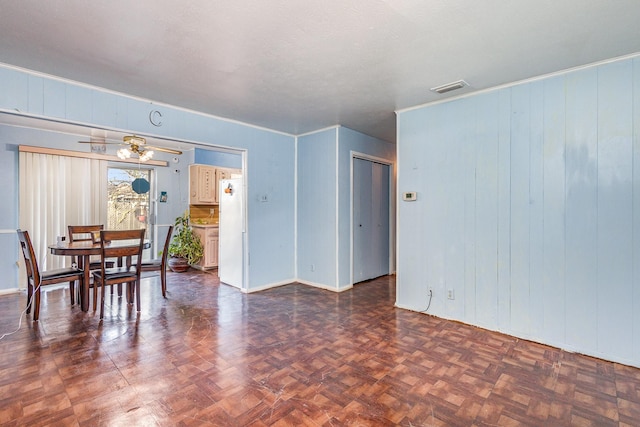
167;211;203;264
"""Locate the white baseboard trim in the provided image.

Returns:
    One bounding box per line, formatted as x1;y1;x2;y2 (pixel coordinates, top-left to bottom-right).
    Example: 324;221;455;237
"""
243;278;295;293
239;279;355;294
296;279;353;293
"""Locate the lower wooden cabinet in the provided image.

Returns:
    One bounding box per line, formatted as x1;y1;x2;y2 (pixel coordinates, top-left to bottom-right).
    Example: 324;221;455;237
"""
192;225;219;270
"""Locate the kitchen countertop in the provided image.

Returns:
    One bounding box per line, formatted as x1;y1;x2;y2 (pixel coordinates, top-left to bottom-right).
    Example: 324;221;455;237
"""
191;223;219;228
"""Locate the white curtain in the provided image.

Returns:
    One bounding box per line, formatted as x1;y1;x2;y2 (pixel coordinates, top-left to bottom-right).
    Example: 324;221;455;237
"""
18;152;107;281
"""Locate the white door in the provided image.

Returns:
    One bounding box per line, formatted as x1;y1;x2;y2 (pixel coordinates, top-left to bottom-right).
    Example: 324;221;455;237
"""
218;178;244;288
353;158;390;283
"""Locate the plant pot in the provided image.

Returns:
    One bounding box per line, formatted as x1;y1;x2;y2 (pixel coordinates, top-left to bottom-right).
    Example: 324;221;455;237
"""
168;256;190;273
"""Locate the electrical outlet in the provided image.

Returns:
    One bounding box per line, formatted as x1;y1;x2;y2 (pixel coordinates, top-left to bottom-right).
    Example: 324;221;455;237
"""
447;289;455;300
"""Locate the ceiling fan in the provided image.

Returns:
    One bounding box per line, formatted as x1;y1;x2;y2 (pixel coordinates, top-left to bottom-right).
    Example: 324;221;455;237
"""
79;135;182;161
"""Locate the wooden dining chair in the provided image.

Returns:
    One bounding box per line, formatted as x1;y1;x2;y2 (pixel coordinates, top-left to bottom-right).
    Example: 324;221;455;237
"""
141;225;173;297
17;229;85;321
68;224;117;308
92;229;145;319
67;225;115;270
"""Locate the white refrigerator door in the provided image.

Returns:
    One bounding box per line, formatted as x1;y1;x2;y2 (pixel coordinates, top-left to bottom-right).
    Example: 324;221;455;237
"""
218;178;243;288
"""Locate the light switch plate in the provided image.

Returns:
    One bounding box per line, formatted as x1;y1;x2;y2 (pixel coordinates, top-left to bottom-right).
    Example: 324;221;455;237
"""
403;192;417;201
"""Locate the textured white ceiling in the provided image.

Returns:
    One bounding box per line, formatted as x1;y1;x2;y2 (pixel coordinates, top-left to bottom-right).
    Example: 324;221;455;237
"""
1;0;640;143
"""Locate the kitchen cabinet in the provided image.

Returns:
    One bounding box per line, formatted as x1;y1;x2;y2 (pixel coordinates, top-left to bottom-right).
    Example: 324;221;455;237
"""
189;164;216;204
190;165;242;204
192;225;219;270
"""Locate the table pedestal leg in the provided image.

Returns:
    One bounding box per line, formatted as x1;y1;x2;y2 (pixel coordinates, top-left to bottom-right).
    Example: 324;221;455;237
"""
79;256;90;312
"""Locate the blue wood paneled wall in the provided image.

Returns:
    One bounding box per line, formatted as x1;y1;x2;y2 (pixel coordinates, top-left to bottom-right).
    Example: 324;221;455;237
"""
397;56;640;367
297;128;338;288
297;127;394;291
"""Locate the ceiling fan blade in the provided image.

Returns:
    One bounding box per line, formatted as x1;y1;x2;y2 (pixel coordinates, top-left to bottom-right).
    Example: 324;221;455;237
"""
78;134;182;156
123;135;147;145
148;146;183;155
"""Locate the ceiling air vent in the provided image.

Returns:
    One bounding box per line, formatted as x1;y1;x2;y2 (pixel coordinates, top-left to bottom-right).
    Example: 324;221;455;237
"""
430;80;468;94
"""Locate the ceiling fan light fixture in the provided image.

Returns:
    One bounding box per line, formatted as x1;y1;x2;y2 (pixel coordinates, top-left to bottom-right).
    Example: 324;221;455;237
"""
139;150;154;162
117;147;131;159
80;133;182;159
431;80;469;94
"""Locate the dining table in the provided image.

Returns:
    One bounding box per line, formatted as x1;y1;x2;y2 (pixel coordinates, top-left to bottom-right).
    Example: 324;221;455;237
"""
49;239;150;312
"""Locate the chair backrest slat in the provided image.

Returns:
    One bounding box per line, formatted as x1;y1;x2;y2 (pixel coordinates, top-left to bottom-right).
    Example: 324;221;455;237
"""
68;225;104;243
100;229;146;271
16;229;40;284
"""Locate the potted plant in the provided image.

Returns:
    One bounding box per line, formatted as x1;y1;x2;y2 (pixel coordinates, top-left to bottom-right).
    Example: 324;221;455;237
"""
167;211;204;272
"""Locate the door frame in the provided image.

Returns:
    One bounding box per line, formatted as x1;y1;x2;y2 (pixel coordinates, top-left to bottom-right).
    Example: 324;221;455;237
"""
349;151;395;287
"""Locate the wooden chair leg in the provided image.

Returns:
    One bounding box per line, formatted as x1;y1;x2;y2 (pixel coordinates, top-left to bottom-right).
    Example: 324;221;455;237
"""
69;281;75;305
26;283;33;314
92;278;98;311
126;282;134;304
99;281;105;320
135;280;141;312
77;280;82;306
161;268;167;297
33;288;41;321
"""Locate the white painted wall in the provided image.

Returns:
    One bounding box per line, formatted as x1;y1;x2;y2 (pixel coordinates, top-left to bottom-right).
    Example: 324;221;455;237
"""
396;56;640;367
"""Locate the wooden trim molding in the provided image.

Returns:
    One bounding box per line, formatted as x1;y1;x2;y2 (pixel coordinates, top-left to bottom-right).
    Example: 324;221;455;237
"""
18;145;169;167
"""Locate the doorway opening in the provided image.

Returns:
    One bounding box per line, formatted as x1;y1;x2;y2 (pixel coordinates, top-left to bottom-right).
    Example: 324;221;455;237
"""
351;154;393;285
191;147;247;290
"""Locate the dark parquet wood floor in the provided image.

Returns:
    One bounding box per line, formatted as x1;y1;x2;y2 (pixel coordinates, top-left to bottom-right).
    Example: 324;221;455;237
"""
1;271;639;426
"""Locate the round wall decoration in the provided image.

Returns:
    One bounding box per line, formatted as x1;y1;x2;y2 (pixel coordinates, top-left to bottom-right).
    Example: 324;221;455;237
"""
149;110;163;126
132;178;151;194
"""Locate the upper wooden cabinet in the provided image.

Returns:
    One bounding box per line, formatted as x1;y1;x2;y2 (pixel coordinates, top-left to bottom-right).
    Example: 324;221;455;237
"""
190;164;242;205
190;164;216;204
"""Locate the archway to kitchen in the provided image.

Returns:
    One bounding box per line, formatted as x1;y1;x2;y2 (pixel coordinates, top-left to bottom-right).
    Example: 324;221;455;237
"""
188;146;246;290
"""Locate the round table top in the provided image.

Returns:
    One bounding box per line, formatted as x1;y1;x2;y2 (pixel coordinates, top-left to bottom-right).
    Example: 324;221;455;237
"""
49;240;150;256
49;241;100;256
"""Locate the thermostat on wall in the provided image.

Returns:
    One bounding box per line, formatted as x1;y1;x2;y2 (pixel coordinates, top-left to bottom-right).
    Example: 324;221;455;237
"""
403;192;417;201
